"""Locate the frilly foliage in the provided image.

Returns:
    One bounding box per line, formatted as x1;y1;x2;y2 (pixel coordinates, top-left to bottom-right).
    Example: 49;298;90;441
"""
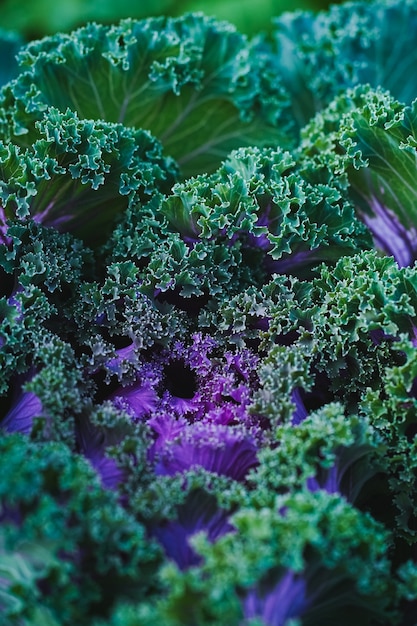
0;14;290;176
0;434;162;625
267;0;417;131
0;107;177;246
1;1;417;624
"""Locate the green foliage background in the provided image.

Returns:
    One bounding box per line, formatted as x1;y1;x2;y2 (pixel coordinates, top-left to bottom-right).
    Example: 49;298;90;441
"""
0;0;343;39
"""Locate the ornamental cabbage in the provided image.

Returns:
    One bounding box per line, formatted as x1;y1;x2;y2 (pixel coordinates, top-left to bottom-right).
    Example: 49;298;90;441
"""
1;1;417;625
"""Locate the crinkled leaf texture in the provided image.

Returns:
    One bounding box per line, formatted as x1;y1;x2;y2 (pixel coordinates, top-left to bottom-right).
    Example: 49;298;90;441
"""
267;0;417;132
0;107;177;246
108;145;371;315
0;433;161;624
0;2;416;625
1;14;289;176
300;85;417;266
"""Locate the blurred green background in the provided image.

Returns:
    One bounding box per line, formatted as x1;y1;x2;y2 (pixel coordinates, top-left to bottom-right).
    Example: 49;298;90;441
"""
0;0;344;40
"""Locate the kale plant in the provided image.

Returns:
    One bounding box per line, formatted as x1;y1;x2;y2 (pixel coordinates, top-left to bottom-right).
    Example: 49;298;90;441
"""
1;1;417;624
